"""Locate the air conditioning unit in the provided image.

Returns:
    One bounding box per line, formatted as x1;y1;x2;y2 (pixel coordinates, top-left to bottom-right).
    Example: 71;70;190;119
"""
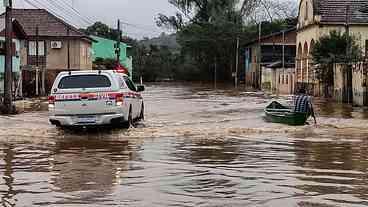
51;41;62;49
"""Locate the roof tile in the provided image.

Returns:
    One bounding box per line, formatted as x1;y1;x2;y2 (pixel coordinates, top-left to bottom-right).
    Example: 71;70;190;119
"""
0;9;86;37
316;0;368;24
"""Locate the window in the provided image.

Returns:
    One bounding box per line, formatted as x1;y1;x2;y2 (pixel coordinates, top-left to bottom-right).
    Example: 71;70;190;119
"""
305;2;308;20
58;75;111;89
124;77;137;91
282;75;284;84
286;75;289;84
28;41;45;56
279;74;281;84
118;76;127;89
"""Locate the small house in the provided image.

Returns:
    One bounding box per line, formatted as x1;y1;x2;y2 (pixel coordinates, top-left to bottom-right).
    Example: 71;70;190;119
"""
0;19;27;95
1;9;95;95
91;35;133;76
244;27;297;94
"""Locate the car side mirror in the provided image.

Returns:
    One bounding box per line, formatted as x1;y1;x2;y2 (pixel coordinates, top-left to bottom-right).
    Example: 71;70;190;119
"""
137;85;145;92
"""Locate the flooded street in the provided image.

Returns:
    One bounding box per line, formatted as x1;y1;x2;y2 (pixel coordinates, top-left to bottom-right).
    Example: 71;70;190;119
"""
1;83;368;207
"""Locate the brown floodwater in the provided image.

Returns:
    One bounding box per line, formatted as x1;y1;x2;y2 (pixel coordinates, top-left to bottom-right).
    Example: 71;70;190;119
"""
0;82;368;207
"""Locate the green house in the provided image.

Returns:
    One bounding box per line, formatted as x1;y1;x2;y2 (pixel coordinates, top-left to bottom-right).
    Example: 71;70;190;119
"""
91;35;133;75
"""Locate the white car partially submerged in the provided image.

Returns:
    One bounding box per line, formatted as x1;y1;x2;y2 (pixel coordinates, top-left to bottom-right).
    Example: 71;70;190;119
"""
48;70;144;128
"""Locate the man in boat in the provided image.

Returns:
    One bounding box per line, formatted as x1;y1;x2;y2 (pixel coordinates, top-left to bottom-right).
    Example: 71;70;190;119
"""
294;88;317;124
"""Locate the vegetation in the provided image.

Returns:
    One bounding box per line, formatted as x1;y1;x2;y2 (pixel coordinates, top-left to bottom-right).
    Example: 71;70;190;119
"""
80;22;120;40
156;0;297;81
311;31;363;87
82;0;298;82
93;57;116;70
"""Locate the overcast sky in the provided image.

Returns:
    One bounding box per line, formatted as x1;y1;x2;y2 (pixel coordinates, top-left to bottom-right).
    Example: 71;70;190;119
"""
2;0;177;39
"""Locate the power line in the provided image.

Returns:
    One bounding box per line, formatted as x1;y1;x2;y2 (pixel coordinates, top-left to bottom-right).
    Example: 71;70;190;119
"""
120;21;162;33
37;0;91;26
54;0;96;24
46;0;92;25
24;0;80;27
25;0;91;27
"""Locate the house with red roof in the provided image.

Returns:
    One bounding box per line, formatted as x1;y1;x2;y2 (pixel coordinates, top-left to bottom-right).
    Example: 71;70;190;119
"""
1;9;95;95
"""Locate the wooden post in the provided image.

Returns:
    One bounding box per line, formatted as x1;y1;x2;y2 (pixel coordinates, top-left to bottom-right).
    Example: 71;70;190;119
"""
67;27;70;70
41;67;45;96
3;0;13;113
258;22;262;89
282;30;285;69
214;56;217;90
116;19;121;64
235;37;239;89
19;69;22;97
35;67;39;96
35;26;39;96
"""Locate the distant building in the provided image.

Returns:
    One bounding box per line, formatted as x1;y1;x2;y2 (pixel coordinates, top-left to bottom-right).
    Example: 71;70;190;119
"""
91;35;133;76
296;0;368;102
0;19;27;95
0;9;94;95
244;28;296;94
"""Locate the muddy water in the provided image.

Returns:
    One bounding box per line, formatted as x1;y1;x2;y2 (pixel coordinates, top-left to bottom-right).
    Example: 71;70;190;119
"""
0;83;368;207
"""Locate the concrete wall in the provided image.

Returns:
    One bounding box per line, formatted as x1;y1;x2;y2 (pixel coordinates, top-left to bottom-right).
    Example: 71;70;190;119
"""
352;63;368;106
262;67;272;91
298;0;315;29
333;64;344;102
275;68;295;94
245;45;259;87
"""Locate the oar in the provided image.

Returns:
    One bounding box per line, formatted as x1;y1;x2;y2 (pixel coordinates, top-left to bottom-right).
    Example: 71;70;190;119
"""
310;105;317;125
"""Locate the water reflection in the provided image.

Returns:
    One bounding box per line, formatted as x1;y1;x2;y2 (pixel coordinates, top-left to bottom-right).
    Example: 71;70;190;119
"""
2;83;368;206
51;137;132;194
1;145;16;207
172;138;240;165
293;138;368;206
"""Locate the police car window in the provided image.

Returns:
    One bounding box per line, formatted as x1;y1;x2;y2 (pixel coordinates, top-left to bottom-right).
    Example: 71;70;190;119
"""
58;75;111;89
124;77;137;91
119;76;127;89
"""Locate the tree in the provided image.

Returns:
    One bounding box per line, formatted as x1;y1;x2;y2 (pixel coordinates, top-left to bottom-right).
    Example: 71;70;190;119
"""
312;31;363;65
311;30;363;97
93;57;116;70
156;0;246;81
241;0;298;23
81;22;120;40
157;0;296;81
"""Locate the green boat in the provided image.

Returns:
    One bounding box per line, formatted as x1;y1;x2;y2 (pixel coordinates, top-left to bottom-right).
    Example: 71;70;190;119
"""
264;101;310;126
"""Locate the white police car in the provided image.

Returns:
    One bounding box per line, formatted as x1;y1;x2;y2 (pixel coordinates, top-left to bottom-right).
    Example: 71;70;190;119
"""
48;70;144;128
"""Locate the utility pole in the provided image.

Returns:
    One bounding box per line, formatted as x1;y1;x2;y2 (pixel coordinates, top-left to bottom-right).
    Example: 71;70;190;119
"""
116;19;121;64
67;27;70;70
258;22;262;89
345;5;350;61
345;5;352;103
35;26;39;96
235;37;240;89
214;56;217;90
4;0;13;113
282;30;285;70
